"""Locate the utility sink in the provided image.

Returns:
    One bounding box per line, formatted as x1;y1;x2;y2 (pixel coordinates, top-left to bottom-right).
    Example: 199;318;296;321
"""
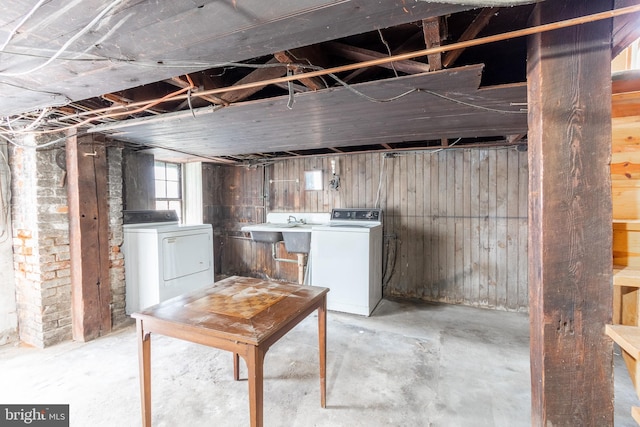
242;223;294;244
241;212;331;254
241;223;315;253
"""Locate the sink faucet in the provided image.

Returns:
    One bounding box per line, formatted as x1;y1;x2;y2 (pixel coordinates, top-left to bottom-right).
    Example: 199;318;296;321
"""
287;215;306;224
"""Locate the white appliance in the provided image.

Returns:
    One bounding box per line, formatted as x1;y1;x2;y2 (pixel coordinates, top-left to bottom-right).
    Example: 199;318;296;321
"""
122;210;214;314
311;208;383;316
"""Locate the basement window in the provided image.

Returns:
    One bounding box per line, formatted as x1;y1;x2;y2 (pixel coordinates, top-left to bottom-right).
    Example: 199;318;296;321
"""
154;161;182;219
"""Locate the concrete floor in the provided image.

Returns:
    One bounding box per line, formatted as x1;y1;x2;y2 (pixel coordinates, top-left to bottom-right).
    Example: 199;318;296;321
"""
0;299;636;426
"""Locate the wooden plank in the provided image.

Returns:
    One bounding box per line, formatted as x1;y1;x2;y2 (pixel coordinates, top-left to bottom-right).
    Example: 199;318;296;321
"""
470;149;481;306
406;154;417;297
273;50;327;91
613;186;640;219
431;152;440;300
612;116;640;149
462;149;472;304
487;149;497;308
633;406;640;425
527;1;614;424
496;150;508;309
622;289;640;326
614;265;640;287
326;42;431;75
506;148;520;310
415;153;425;298
399;154;409;295
606;324;640;360
612;0;640;59
217;58;287;104
422;17;442;71
478;150;490;306
438;151;448;301
67;133;111;342
442;8;499;68
454;151;464;303
612;91;640;118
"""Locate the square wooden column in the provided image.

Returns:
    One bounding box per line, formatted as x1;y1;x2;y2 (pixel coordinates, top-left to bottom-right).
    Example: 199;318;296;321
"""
527;1;614;425
67;133;112;341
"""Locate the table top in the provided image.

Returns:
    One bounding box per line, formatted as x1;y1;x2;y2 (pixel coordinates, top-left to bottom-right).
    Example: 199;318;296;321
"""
132;276;329;345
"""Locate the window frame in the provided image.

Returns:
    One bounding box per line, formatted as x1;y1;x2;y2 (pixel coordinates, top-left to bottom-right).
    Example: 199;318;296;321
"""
154;160;183;220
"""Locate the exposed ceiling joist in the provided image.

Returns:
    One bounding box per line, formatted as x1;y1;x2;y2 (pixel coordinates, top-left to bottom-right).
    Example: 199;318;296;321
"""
422;17;444;71
443;8;500;68
89;65;528;158
327;42;432;74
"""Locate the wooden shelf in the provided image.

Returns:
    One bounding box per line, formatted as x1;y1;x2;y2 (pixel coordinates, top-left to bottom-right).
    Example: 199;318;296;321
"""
606;324;640;359
632;406;640;426
614;266;640;288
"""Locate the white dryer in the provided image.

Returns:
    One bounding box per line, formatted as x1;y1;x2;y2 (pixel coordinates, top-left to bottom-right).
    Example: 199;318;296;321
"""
122;210;214;314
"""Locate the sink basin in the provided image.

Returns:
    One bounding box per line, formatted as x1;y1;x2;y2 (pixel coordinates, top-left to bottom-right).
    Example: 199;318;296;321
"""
282;231;312;254
241;222;315;252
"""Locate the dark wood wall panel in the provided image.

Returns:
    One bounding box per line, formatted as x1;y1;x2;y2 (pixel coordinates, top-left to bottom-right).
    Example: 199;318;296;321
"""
204;148;528;311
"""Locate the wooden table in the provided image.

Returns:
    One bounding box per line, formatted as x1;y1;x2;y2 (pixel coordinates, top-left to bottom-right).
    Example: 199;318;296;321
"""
132;276;329;427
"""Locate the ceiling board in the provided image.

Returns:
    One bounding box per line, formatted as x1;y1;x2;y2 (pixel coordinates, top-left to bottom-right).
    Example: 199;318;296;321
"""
91;64;527;158
0;0;497;116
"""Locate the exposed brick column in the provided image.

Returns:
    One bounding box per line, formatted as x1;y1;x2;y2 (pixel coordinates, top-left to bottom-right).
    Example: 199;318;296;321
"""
10;134;71;348
9;135;127;347
107;146;126;327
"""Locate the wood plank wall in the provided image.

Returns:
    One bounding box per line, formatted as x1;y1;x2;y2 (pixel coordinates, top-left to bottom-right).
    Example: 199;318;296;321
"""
204;148;529;311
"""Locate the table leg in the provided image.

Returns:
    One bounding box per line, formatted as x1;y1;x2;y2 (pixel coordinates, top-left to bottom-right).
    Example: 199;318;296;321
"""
318;296;327;408
246;346;265;427
233;352;240;380
136;319;152;427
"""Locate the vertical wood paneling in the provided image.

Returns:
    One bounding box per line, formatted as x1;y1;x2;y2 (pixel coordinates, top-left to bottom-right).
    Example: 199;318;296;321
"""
496;151;508;308
518;153;529;310
462;150;472;304
208;148;529;311
506;149;520;310
470;150;481;306
430;153;440;300
454;152;464;303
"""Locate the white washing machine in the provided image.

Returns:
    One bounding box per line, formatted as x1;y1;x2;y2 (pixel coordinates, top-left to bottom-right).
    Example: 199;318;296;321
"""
122;210;214;314
311;208;383;316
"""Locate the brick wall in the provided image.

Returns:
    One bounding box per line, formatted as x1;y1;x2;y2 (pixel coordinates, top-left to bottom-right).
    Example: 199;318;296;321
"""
10;134;71;347
107;146;127;327
9;136;127;347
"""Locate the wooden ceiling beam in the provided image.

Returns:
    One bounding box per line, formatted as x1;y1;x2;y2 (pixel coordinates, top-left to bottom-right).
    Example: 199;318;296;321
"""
422;17;443;71
340;30;426;83
216;58;288;104
326;41;431;75
274;50;327;91
166;76;229;107
101;93;162;115
442;8;499;68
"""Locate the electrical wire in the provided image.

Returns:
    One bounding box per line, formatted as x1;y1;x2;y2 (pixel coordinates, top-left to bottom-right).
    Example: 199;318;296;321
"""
0;0;126;77
419;89;526;114
377;29;398;78
0;0;48;52
0;132;76;149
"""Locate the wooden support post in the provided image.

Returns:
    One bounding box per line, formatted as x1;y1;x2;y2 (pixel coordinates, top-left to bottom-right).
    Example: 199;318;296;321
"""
67;133;111;341
527;1;614;425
